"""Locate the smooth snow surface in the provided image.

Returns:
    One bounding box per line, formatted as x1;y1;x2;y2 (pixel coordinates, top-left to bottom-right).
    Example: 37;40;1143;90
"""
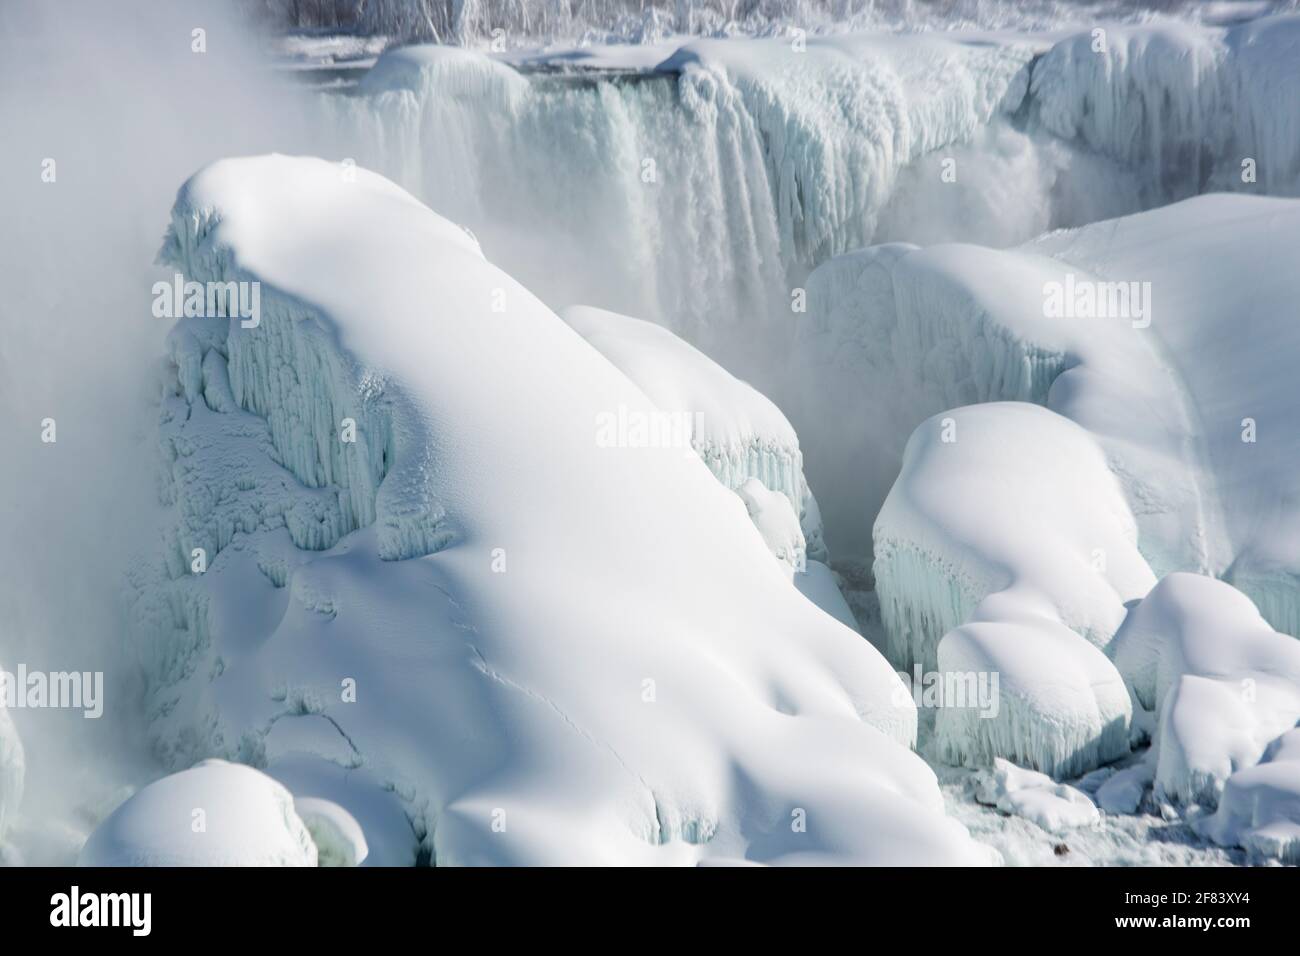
79;760;317;867
130;154;995;866
563;305;825;559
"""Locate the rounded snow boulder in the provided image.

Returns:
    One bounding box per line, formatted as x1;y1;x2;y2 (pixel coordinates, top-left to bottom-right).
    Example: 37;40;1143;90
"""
935;613;1131;779
78;759;317;867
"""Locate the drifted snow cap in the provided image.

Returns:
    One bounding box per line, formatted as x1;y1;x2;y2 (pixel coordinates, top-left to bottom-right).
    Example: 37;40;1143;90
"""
79;760;317;867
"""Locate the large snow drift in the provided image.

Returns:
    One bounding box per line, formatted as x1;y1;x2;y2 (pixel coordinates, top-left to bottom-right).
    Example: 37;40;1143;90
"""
129;154;991;865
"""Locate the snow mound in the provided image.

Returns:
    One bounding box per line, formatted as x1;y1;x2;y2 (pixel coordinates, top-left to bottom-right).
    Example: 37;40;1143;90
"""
129;154;992;865
1110;573;1300;807
936;616;1131;779
294;796;368;867
1199;729;1300;864
564;305;825;560
78;760;317;867
874;401;1155;674
0;700;23;840
973;759;1100;834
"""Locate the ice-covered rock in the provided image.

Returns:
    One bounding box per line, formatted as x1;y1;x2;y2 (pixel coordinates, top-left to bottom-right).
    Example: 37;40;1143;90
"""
1110;573;1300;807
936;615;1131;779
972;759;1100;834
128;155;991;865
78;760;317;867
874;402;1155;674
294;796;368;867
0;701;24;840
1198;729;1300;864
735;478;806;577
564;305;825;560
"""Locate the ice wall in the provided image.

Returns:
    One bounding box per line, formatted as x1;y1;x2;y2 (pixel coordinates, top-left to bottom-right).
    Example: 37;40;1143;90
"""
131;155;999;865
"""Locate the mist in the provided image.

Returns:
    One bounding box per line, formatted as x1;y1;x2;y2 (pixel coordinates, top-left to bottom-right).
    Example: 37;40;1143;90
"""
0;0;318;863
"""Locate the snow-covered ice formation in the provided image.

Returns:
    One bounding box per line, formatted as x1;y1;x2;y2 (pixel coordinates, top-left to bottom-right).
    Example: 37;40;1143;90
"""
1110;573;1300;808
874;402;1155;673
1199;728;1300;864
805;192;1300;635
317;12;1300;368
563;304;825;560
937;618;1132;779
972;759;1100;835
873;402;1147;777
79;759;318;867
127;154;995;865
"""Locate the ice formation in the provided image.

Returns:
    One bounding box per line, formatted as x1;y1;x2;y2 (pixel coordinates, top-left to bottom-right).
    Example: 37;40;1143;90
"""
972;759;1100;835
804;192;1300;633
294;796;369;866
874;402;1155;674
1199;729;1300;864
315;13;1300;367
564;304;825;559
937;618;1132;779
127;154;994;865
1109;573;1300;808
79;759;318;867
0;700;23;841
873;402;1146;776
